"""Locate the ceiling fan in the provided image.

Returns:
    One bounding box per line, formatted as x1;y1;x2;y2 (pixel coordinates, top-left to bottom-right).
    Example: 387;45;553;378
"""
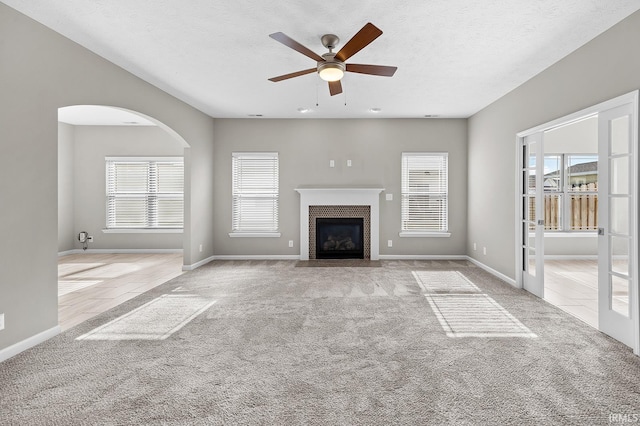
268;22;397;96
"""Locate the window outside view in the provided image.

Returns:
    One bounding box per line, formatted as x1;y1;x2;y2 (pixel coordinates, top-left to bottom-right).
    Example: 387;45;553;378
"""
529;154;598;232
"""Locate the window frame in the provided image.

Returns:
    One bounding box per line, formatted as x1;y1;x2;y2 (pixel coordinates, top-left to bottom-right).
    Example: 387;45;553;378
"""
105;156;184;232
543;152;598;233
399;152;451;238
229;152;281;238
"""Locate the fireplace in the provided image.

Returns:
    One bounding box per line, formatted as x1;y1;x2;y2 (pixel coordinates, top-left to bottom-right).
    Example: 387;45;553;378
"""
316;218;364;259
295;186;384;260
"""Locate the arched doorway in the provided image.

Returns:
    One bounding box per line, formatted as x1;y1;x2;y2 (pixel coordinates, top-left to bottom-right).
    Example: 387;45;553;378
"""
57;105;190;330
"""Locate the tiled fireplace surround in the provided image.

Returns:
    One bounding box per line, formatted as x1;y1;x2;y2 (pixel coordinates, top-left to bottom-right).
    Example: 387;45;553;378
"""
295;187;384;261
310;206;371;260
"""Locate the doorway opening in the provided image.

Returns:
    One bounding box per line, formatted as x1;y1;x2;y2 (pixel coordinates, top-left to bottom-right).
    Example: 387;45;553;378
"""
516;91;639;354
542;117;599;328
57;105;189;330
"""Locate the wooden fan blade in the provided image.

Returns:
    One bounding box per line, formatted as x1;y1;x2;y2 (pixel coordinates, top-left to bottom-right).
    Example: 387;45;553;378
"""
335;23;383;62
268;68;316;82
346;64;397;77
269;32;324;62
328;80;342;96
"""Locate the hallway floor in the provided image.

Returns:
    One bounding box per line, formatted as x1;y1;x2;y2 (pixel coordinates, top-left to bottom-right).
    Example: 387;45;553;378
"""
58;253;184;331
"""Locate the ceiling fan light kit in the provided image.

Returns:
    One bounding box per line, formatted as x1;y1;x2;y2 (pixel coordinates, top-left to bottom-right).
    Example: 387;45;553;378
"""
268;22;397;96
317;60;345;82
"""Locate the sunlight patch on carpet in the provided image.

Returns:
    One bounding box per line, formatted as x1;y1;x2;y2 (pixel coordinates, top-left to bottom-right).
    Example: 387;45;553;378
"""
425;294;537;338
413;270;480;293
76;295;215;340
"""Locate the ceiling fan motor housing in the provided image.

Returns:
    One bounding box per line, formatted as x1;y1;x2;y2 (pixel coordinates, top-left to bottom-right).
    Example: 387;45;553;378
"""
318;53;345;71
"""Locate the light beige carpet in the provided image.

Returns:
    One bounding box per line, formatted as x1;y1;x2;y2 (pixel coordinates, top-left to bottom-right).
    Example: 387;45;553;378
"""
1;259;639;425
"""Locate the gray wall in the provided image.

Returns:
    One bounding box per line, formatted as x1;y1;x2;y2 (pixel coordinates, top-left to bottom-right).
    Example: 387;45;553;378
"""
58;123;76;252
468;10;640;279
212;118;468;257
69;125;183;250
0;4;214;353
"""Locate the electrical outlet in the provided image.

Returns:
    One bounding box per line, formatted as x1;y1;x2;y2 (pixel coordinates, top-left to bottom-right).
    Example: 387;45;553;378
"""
288;240;294;248
385;193;393;201
483;247;487;255
388;240;393;248
87;236;94;242
329;160;335;168
347;159;352;167
473;243;477;251
0;313;4;331
199;244;203;253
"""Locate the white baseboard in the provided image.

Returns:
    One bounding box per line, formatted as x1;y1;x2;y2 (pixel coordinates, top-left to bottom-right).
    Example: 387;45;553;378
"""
0;326;61;363
182;255;216;271
465;257;517;287
58;249;183;256
379;254;467;260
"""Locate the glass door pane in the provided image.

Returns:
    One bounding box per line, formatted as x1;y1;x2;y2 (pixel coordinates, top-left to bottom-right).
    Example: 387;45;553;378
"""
598;101;636;351
522;134;544;297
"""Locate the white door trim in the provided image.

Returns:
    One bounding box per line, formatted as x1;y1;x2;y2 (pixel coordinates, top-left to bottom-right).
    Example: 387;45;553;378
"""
514;90;639;355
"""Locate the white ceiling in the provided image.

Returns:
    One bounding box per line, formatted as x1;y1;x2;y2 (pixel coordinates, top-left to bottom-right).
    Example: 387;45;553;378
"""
4;1;640;119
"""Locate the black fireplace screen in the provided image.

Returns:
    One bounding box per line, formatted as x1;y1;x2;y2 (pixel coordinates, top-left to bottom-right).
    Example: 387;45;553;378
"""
316;218;364;259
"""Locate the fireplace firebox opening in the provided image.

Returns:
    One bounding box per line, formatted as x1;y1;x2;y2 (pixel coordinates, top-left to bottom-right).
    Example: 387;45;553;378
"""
315;218;364;259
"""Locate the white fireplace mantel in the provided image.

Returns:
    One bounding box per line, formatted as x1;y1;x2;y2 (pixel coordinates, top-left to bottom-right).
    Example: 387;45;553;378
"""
295;186;385;260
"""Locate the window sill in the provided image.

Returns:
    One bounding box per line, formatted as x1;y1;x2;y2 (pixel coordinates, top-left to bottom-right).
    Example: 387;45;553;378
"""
534;232;597;238
399;231;451;238
228;232;281;238
102;228;183;234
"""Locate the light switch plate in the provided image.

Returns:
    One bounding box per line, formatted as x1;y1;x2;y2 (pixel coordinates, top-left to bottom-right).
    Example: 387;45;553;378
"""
387;240;393;247
385;194;393;201
288;240;294;247
329;160;335;168
347;159;352;167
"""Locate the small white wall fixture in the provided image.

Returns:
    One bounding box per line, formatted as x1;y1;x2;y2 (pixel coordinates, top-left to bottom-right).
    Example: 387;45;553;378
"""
295;186;384;260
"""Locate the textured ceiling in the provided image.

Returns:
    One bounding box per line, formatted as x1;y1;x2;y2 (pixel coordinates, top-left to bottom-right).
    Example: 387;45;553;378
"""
3;1;639;119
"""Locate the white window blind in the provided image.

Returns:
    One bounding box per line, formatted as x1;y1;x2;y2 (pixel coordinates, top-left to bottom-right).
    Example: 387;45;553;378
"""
232;152;279;232
106;158;184;229
401;153;448;232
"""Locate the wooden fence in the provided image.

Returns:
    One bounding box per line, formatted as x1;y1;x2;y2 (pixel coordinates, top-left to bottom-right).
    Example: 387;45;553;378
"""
544;183;597;231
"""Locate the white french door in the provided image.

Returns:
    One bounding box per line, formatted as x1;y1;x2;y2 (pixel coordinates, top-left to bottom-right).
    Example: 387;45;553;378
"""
598;102;639;352
521;133;544;298
517;91;639;355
